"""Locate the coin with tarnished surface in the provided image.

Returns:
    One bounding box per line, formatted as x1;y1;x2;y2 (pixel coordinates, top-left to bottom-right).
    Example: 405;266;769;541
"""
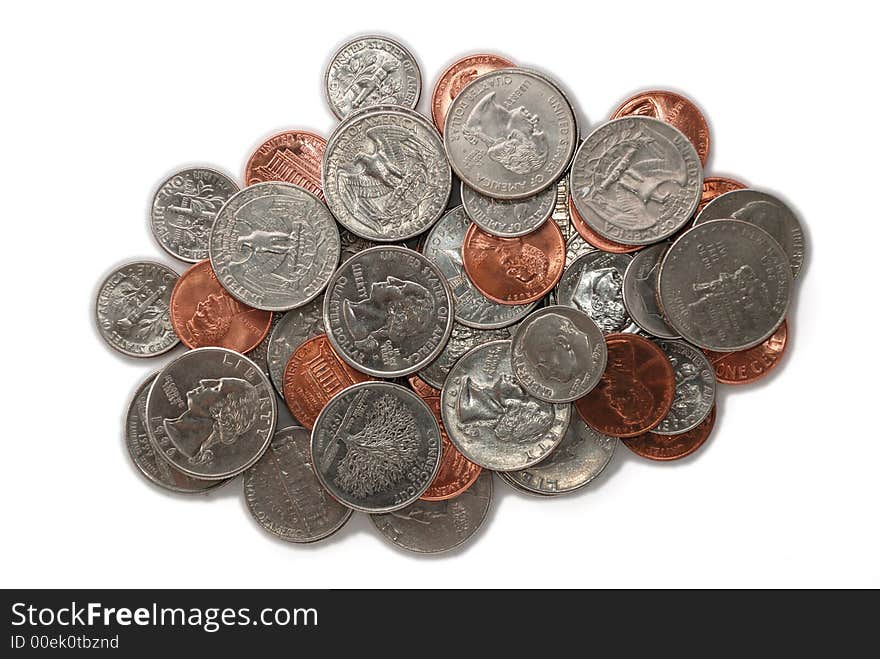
145;347;277;480
444;68;577;199
556;251;639;334
575;333;675;438
431;53;515;132
697;176;747;213
568;194;640;253
311;381;442;513
418;322;512;389
461;182;555;237
371;470;492;553
244;426;352;543
652;339;716;435
96;261;180;357
570;117;703;245
244;130;326;199
623;404;716;461
622;243;679;339
704;319;788;385
408;374;440;398
441;340;570;471
324;246;454;377
266;297;325;397
658;219;792;351
169;260;272;352
209;182;340;312
419;396;482;501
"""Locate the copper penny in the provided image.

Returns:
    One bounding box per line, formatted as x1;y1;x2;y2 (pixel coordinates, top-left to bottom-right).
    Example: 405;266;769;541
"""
567;195;640;254
244;130;327;200
431;53;515;133
697;176;748;214
703;320;788;385
610;89;710;166
282;333;373;429
622;404;716;461
407;374;441;399
419;396;482;501
169;260;272;351
575;333;675;438
461;220;565;305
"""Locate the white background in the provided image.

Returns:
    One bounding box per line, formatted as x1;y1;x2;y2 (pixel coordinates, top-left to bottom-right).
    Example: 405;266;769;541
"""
2;1;877;589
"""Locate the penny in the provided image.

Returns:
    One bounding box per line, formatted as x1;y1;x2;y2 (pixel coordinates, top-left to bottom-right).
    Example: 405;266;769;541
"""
622;404;716;461
651;339;716;435
703;319;788;385
407;374;441;399
145;347;277;480
461;219;565;305
150;168;239;262
244;130;327;199
431;53;515;133
461;182;555;237
574;333;675;438
555;251;639;334
209;182;340;312
419;396;482;501
418;322;512;389
244;426;352;543
697;176;747;214
266;297;325;397
96;260;180;357
311;381;442;513
622;243;680;339
567;194;640;254
169;260;272;352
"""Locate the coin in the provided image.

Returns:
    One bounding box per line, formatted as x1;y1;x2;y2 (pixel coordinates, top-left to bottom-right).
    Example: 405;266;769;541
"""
555;251;639;334
324;35;421;120
323;246;454;377
697;176;747;213
311;381;442;513
209;182;340;312
570;116;703;245
622;243;680;339
169;260;272;352
658;219;792;351
651;339;716;435
244;426;352;543
96;260;180;357
622;404;716;461
567;194;640;254
574;333;675;438
150;168;239;262
564;232;597;268
419;396;482;501
441;340;570;471
703;319;788;385
407;374;441;398
497;472;555;497
551;178;573;240
431;53;515;132
243;312;279;380
266;297;325;397
461;182;555;237
145;347;277;480
244;130;326;200
418;322;512;389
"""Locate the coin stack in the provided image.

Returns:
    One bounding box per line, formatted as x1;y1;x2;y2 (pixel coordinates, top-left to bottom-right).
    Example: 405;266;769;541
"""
96;34;805;553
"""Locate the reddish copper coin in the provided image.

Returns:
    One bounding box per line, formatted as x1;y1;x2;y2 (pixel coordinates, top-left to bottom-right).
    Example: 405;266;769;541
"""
610;89;710;166
623;404;716;461
431;53;515;133
170;260;272;351
697;176;748;213
282;333;374;429
567;195;640;254
703;320;788;385
461;220;566;305
407;374;441;399
575;333;675;438
244;130;327;200
419;396;482;501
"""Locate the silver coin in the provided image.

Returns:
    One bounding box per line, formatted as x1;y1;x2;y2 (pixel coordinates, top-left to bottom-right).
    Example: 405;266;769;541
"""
244;425;352;543
694;189;805;279
245;312;279;381
510;305;607;403
339;228;382;260
324;35;421;120
95;260;179;357
564;232;597;268
370;470;493;553
266;298;325;397
551;177;573;239
323;246;454;377
323;106;451;241
444;68;577;200
422;206;536;328
418;322;512;389
555;251;639;334
461;182;555;237
145;347;277;480
311;381;442;513
570;116;703;245
150;167;239;262
441;340;570;471
622;243;680;339
498;471;555;497
658;219;792;351
504;414;617;495
651;339;716;435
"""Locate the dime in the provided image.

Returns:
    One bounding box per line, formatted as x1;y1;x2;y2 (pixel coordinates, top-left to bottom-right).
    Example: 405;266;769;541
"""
461;182;555;237
145;347;277;480
565;232;597;268
96;260;180;357
431;53;515;133
418;322;512;389
570;116;703;245
323;246;454;377
658;219;792;351
568;194;640;254
419;396;482;501
407;374;441;398
703;319;788;385
555;251;639;334
551;178;573;240
697;176;747;214
169;260;272;352
244;130;326;199
266;297;325;397
150;168;239;262
441;340;570;471
244;426;352;543
311;382;442;513
209;182;340;312
651;339;716;435
622;404;716;461
574;333;675;438
622;243;680;339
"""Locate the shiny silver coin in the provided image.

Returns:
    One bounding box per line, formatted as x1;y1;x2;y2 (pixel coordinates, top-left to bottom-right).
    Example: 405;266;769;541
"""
570;116;703;245
244;426;352;543
145;347;277;480
461;182;555;237
511;305;607;403
311;381;442;513
418;322;512;389
370;470;493;553
150;167;239;262
651;339;716;435
555;251;639;334
441;340;570;471
95;260;180;357
564;232;597;268
444;68;577;200
658;219;792;351
622;243;680;339
323;246;454;377
266;298;325;398
551;178;573;240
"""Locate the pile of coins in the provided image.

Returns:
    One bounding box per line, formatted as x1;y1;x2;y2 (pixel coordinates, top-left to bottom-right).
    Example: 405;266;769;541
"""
96;35;805;553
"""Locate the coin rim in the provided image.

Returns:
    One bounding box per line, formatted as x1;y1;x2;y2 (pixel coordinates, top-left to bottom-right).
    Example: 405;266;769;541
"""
460;181;555;238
